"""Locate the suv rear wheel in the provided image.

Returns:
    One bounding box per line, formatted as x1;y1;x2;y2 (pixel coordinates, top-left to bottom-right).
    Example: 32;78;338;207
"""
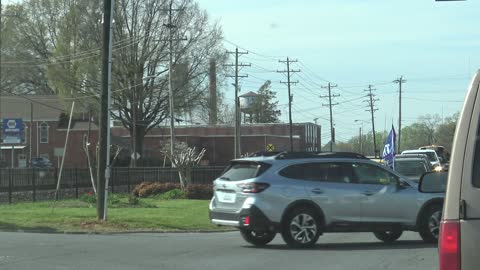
373;230;403;243
418;204;442;243
240;228;276;246
281;207;321;248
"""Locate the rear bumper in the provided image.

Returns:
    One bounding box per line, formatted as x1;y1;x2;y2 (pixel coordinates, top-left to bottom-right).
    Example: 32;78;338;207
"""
210;205;278;231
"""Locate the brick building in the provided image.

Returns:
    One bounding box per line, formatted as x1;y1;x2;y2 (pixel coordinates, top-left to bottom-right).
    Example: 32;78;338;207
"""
113;123;322;166
0;95;99;168
0;95;321;167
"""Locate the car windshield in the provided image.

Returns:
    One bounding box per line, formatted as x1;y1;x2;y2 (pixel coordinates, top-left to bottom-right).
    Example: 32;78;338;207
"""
395;160;428;177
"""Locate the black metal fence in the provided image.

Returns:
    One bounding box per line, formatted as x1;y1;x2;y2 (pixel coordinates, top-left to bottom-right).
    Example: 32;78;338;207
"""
0;166;225;203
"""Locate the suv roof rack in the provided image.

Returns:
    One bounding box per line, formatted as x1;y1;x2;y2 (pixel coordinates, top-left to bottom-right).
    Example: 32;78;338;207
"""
275;152;367;160
244;151;284;157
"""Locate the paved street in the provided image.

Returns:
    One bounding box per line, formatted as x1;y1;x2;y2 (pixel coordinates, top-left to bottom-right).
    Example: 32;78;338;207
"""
0;231;437;270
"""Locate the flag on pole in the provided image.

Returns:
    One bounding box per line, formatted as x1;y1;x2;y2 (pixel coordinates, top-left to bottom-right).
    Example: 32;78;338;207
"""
382;126;396;169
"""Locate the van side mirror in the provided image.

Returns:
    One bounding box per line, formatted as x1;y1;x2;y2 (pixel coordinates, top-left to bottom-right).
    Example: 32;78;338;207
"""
418;171;448;193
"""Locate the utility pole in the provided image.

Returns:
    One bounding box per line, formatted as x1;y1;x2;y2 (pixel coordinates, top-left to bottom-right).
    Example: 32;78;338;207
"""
130;81;137;168
277;57;300;152
393;76;406;153
357;127;362;154
29;102;33;166
320;83;339;152
97;0;114;221
161;0;186;159
364;85;379;158
225;48;250;158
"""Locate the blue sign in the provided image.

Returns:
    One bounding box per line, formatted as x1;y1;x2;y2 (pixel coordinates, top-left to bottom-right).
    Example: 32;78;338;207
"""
2;118;24;144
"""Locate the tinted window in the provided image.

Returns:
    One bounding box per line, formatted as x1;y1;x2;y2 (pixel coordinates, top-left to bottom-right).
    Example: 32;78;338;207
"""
279;164;306;179
220;162;271;181
352;163;398;185
280;162;355;183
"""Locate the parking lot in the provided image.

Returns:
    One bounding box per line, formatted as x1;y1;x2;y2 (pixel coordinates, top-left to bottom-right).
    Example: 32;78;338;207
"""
0;231;438;270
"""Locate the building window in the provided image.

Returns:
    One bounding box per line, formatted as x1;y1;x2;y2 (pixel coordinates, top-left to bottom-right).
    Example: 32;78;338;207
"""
24;124;28;144
40;122;49;143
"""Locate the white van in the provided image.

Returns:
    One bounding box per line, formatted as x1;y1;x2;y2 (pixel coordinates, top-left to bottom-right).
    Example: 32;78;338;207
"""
423;70;480;270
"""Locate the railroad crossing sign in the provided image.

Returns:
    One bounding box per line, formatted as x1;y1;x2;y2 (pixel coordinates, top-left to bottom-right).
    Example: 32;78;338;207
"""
266;144;275;152
131;152;141;160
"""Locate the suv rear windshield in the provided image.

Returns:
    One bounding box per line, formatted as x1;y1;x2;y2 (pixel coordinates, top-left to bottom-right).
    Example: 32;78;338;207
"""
219;161;271;181
395;160;428;177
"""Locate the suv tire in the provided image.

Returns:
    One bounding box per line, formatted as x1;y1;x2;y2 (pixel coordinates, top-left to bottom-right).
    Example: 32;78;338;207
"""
240;228;276;246
418;204;442;243
281;207;321;248
373;230;403;243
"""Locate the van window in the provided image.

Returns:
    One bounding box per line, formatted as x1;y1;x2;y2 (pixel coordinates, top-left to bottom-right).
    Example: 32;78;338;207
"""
472;122;480;187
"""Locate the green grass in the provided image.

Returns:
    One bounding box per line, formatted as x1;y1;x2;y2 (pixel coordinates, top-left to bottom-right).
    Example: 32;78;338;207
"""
0;196;228;233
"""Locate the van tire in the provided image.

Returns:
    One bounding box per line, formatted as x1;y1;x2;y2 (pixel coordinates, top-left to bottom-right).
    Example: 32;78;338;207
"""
418;204;442;244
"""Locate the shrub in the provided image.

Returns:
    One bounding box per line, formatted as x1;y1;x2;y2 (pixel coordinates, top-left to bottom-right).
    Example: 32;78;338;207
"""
132;182;180;198
185;184;213;200
157;189;186;200
127;194;139;205
108;193;121;205
80;191;96;204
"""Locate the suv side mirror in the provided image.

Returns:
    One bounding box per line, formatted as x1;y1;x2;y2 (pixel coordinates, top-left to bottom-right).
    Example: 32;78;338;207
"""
418;171;448;193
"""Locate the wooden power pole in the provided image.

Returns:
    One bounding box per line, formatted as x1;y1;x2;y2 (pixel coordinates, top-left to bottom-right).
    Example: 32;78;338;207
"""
320;83;339;152
364;85;379;158
278;58;300;152
225;48;249;158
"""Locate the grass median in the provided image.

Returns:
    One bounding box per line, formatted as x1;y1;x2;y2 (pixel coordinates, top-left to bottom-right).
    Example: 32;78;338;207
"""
0;195;230;233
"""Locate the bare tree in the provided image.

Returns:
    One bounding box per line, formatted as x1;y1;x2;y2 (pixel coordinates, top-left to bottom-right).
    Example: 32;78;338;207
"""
162;142;206;189
13;0;225;164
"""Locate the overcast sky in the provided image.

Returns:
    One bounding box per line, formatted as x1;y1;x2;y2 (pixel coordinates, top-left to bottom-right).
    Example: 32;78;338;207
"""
196;0;478;141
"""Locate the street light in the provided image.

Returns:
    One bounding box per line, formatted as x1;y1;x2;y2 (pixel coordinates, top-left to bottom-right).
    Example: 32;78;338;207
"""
354;120;368;155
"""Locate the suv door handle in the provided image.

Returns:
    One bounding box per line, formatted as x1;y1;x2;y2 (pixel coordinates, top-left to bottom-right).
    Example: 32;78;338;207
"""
311;188;324;194
362;190;375;196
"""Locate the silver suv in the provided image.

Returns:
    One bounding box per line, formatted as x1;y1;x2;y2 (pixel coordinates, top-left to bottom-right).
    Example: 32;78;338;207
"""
209;152;445;248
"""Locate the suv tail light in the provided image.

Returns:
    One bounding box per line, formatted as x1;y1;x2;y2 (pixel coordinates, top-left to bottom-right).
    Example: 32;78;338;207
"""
237;183;270;193
439;220;460;270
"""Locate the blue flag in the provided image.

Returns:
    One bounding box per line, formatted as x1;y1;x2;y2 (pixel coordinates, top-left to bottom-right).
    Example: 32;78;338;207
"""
382;126;396;169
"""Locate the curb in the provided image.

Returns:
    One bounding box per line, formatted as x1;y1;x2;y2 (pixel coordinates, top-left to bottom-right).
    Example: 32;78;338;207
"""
1;228;238;235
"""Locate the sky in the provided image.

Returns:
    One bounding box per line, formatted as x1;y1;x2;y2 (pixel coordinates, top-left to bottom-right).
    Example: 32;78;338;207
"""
196;0;479;142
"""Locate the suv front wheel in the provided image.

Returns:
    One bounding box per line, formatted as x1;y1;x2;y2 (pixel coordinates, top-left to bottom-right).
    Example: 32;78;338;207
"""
281;207;321;248
240;228;276;246
418;204;442;243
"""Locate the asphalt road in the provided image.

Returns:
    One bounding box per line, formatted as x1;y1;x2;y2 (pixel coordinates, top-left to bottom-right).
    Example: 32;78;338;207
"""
0;231;438;270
